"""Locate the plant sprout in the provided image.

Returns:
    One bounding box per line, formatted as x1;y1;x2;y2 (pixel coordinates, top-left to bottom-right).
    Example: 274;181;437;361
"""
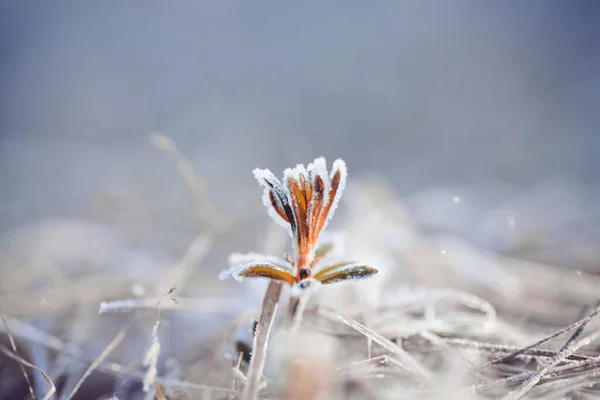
219;157;378;295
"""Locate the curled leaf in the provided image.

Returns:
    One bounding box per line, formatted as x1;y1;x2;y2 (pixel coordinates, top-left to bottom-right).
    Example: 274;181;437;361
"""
313;262;378;284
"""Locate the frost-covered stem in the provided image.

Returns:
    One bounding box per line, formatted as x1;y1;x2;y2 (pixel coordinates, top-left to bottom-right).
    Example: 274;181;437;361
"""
288;296;299;322
316;307;432;383
487;301;600;367
501;327;600;400
287;294;311;333
0;314;35;400
242;280;282;400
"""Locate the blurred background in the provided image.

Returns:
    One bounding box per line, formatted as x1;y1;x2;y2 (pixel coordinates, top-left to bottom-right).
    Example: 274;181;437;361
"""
2;1;600;399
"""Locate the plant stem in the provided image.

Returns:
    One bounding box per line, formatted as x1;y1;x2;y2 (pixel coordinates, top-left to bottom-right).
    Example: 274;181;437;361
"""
242;280;282;400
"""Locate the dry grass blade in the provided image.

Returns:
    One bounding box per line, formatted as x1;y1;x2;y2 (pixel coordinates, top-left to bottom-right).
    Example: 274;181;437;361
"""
0;313;36;399
150;133;228;298
561;303;597;350
445;337;591;362
233;351;244;385
0;346;56;400
418;331;492;384
337;354;413;374
155;233;214;298
143;318;161;395
288;292;313;333
142;286;180;395
65;325;129;400
99;296;239;314
486;301;600;367
229;351;253;400
157;376;248;395
150;133;215;224
0;314;137;378
316;306;432;383
242;280;283;400
155;383;168;400
529;366;600;398
475;356;600;395
501;315;600;400
0;315;244;396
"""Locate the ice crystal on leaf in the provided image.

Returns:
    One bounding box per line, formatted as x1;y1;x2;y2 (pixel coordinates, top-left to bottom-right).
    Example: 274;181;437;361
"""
219;157;378;294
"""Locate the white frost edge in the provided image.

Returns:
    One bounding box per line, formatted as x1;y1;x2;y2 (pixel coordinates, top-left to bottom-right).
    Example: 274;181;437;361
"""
218;261;294;282
307;157;332;207
218;264;248;281
291;278;322;297
321;158;347;233
142;320;161;392
314;230;347;260
228;252;292;270
315;262;376;284
283;163;308;188
253;167;294;238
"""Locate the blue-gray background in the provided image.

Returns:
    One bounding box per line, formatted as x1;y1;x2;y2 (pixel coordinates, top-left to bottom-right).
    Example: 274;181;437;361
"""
2;1;600;254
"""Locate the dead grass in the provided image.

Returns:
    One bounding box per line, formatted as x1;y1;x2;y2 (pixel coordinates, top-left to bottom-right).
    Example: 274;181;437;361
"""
2;136;600;399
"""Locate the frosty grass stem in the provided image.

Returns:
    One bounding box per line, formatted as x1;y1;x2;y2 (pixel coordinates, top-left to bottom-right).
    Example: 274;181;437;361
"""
0;346;56;400
242;280;283;400
0;313;36;399
501;303;600;400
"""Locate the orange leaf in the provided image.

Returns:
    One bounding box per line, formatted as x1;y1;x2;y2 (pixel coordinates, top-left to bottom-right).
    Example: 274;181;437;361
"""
237;262;296;285
313;262;378;284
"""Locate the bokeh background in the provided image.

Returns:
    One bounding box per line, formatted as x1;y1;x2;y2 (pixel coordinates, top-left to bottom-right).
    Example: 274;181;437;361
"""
3;1;600;234
2;1;600;399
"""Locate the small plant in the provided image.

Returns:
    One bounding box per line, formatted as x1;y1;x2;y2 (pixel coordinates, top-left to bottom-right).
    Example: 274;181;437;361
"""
220;158;379;399
219;157;378;295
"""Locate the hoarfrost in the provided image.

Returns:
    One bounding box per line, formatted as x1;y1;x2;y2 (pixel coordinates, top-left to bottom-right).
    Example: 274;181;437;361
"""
321;158;348;233
291;278;322;297
253;167;293;235
219;261;295;282
228;252;292;270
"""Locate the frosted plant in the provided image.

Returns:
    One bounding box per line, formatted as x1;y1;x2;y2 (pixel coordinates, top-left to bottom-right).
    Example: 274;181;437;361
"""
219;157;378;295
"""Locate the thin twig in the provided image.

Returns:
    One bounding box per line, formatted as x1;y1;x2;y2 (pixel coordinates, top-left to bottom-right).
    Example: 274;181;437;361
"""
0;313;36;399
0;346;56;400
316;306;432;383
99;297;240;314
155;234;214;298
288;293;312;333
150;133;215;225
492;355;600;387
418;331;492;384
65;325;129;400
486;301;600;367
443;337;591;362
242;280;282;400
230;352;245;400
337;355;413;374
143;287;177;394
501;317;600;400
1;315;240;396
528;365;600;398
